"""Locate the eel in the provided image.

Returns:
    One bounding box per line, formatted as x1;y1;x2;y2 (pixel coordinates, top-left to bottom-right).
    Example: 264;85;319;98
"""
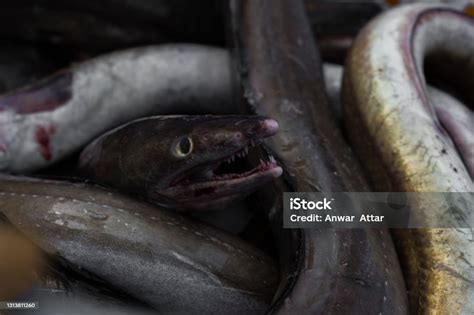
0;174;278;314
21;287;156;315
343;4;474;314
78;115;282;210
229;0;408;314
0;44;233;172
0;221;155;314
323;63;474;148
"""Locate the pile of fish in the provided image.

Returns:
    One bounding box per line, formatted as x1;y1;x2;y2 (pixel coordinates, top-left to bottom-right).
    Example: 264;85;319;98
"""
0;1;472;314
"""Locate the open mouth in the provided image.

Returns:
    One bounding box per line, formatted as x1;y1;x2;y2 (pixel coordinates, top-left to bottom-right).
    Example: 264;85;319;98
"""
159;139;283;210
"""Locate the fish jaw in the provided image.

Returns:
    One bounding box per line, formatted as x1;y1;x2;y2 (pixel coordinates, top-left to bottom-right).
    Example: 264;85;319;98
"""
155;156;282;210
151;117;282;210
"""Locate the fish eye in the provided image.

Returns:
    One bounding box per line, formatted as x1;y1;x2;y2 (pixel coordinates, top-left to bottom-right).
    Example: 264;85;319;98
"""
173;136;193;157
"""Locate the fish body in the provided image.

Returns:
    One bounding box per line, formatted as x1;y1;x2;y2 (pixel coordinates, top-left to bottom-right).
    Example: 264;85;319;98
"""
323;63;473;143
0;175;278;314
0;44;232;172
229;0;408;314
343;4;474;314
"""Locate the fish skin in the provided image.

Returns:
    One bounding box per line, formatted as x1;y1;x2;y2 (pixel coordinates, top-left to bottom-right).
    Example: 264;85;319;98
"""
0;174;278;314
428;87;474;177
0;222;155;314
343;4;474;314
323;63;474;159
0;44;233;172
228;0;408;314
77;115;282;210
21;286;157;315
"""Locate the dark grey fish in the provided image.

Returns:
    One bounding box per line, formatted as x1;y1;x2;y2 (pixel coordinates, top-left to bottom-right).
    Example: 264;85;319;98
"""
0;45;233;172
0;174;278;314
228;0;408;313
78;115;282;211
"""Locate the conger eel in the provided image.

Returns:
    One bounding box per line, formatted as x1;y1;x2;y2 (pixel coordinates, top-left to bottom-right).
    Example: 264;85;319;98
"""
0;174;278;314
0;44;233;172
343;4;474;314
229;0;408;313
323;63;473;143
78;115;282;210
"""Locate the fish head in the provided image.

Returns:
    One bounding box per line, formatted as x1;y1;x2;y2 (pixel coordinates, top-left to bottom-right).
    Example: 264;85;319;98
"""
150;115;282;210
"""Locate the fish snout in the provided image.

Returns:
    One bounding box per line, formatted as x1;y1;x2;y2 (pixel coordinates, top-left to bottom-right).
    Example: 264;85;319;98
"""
243;117;279;140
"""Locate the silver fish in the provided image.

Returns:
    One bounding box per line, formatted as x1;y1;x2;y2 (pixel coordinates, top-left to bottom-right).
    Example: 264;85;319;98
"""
0;174;278;314
343;4;474;314
0;45;232;172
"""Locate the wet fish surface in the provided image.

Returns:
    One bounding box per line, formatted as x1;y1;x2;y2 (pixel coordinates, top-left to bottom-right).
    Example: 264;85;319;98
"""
0;174;278;314
323;62;473;142
343;4;474;314
78;115;282;210
0;44;233;172
229;0;408;314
